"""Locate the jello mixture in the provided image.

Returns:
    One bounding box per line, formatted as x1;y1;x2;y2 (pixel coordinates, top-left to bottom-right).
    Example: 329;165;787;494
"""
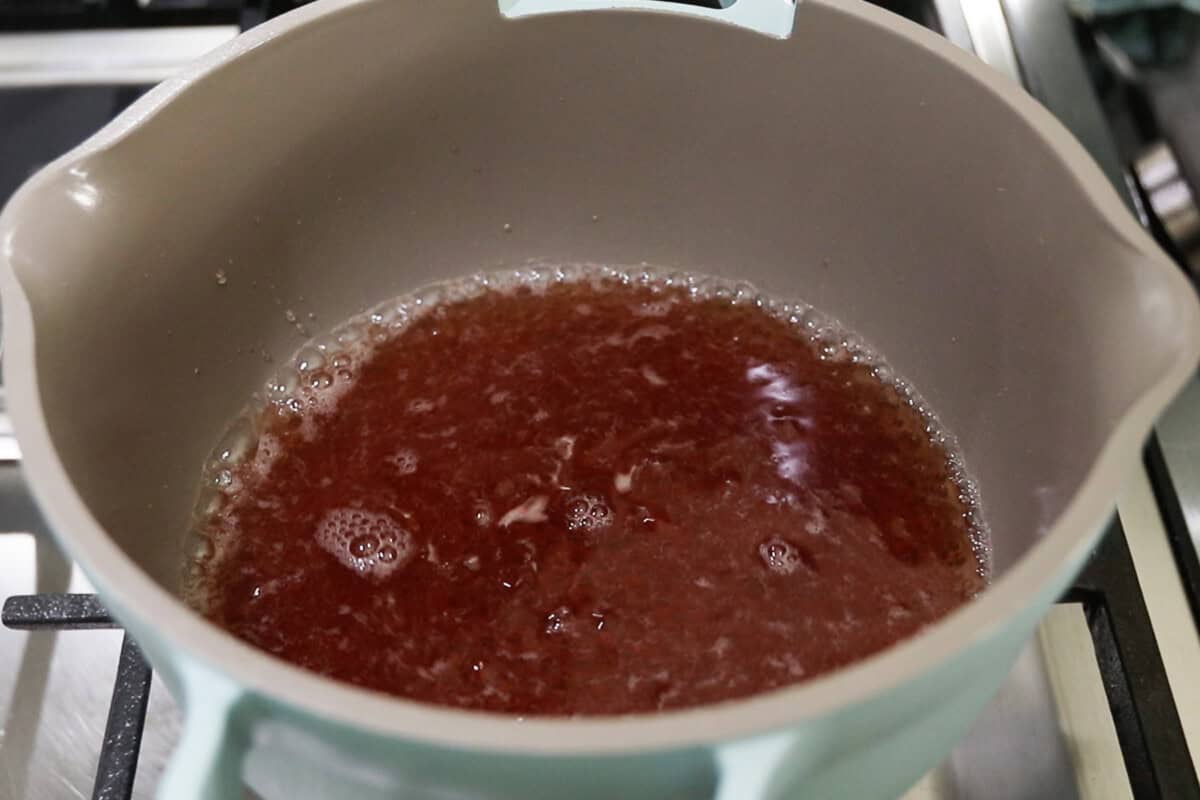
192;276;985;715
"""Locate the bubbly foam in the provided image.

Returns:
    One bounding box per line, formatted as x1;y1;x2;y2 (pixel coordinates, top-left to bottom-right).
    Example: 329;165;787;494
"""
759;538;810;576
563;493;614;534
388;448;419;476
315;508;413;580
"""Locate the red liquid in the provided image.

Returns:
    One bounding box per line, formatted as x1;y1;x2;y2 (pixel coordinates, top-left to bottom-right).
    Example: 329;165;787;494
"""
197;280;984;715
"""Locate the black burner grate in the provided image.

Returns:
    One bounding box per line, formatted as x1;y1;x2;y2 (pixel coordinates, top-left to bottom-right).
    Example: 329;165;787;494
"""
94;637;154;800
1065;514;1200;800
2;595;153;800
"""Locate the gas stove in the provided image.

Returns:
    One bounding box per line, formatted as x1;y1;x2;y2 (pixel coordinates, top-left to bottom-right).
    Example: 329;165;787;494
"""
1;2;1198;799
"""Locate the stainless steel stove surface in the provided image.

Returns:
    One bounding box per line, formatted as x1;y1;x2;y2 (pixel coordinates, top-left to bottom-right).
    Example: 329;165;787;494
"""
2;2;1199;799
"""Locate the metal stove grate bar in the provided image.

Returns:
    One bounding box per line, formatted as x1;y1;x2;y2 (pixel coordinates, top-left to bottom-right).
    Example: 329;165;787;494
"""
1144;434;1200;633
2;593;114;629
94;636;154;800
1065;514;1200;800
2;595;153;800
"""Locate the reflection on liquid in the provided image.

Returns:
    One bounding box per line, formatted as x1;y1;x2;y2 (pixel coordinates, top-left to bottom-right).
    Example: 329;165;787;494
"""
746;362;809;404
748;362;813;485
770;439;810;484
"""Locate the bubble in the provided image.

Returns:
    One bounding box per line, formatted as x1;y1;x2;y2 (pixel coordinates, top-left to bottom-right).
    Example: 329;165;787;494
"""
212;418;255;466
336;326;364;347
295;347;326;373
388;448;419;476
731;282;756;304
564;493;613;534
413;285;444;310
266;370;299;401
316;508;413;580
284;309;297;324
758;538;810;576
349;534;377;557
472;501;493;527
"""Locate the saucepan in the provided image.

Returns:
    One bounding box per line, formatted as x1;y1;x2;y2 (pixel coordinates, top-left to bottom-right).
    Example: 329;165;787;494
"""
1;0;1197;797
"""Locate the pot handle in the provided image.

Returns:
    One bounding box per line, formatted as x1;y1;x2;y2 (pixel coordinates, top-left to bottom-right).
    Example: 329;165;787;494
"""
157;661;248;800
497;0;799;39
714;730;813;800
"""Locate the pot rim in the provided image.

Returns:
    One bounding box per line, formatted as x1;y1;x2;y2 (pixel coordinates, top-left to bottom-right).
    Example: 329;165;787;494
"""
2;0;1197;755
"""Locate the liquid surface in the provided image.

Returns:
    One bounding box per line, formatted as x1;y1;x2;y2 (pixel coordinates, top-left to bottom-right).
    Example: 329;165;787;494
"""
194;277;985;715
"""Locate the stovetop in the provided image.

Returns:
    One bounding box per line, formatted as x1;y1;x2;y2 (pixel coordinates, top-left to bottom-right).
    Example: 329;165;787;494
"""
1;2;1199;800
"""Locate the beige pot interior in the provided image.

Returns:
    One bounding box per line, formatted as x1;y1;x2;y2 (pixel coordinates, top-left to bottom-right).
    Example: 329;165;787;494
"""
3;0;1195;604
